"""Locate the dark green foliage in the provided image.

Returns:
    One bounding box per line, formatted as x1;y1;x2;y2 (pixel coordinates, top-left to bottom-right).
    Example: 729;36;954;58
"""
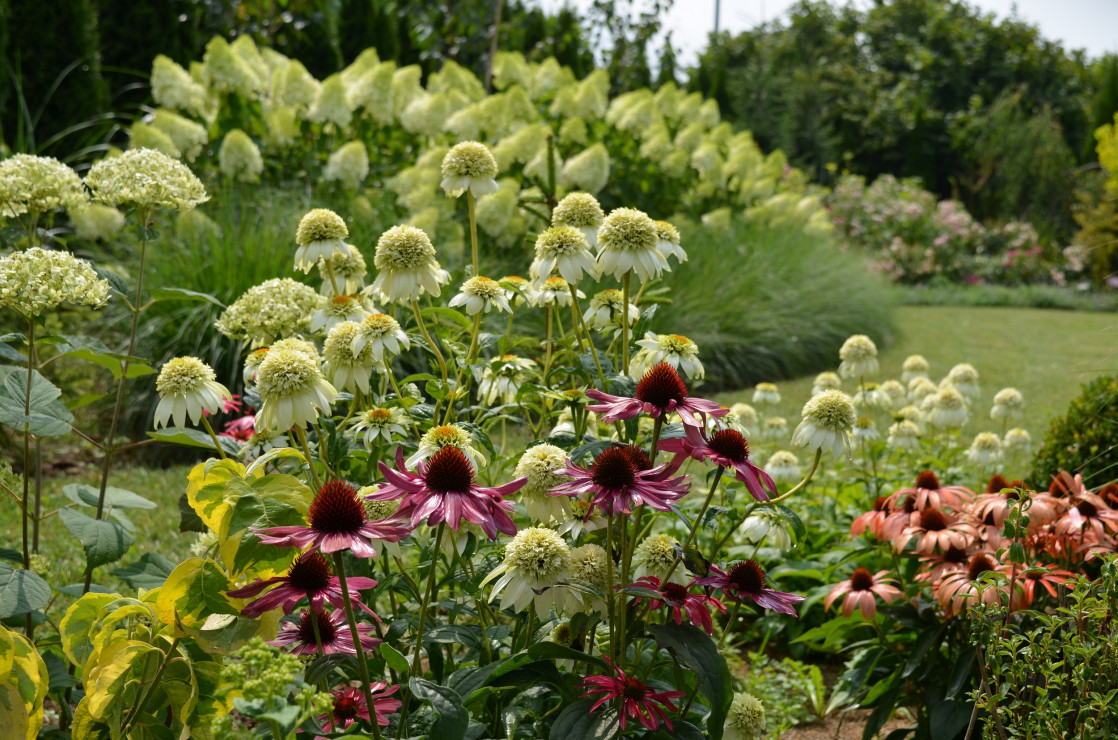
1082;55;1118;162
1031;374;1118;488
666;219;894;390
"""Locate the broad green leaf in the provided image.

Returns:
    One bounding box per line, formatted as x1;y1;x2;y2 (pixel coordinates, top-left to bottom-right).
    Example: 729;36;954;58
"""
85;640;155;720
63;348;154;379
185;661;228;740
420;306;473;331
244;446;306;476
149;427;240;455
410;678;468;740
0;684;29;740
0;628;12;679
63;483;156;510
196;610;282;656
156;558;239;635
59;593;118;666
64;391;106;410
0;564;50;619
548;698;619;740
59;508;134;567
0;342;25;362
225;491;304;579
526;641;607;670
185;459;250;535
5;629;48;740
71;698;113;740
111;553;177;590
380;643;410;674
151;288;225;308
649;622;732;740
0;367;73;436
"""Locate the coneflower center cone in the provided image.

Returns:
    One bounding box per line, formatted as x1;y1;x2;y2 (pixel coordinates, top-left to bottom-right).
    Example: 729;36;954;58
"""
967;554;996;581
297;609;337;645
591;448;637;489
1077;500;1099;518
921;508;947;531
728;560;766;594
309;480;366;533
333;694;360;720
287;551;333;592
661;582;690;601
620;677;648;700
850;568;875;591
915;470;941;490
620;444;652;471
708;429;749;462
424;446;474;492
635;363;687;408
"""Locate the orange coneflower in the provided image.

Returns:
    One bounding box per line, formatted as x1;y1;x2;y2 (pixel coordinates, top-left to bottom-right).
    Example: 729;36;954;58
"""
897;507;978;554
824;568;903;618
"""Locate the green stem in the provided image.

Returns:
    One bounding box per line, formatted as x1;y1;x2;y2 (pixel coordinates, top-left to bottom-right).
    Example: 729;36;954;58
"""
605;515;617;662
411;300;448;384
663;466;726;585
621;271;632;373
766;448;822;504
718;600;742;649
442;312;482;425
21;319;34;572
332;552;383;740
568;285;606;386
543;305;554;380
294;426;323;490
411;524;445;678
467;191;479;276
200;415;228;460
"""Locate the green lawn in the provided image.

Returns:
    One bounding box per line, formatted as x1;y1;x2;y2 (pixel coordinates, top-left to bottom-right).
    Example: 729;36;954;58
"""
715;305;1118;438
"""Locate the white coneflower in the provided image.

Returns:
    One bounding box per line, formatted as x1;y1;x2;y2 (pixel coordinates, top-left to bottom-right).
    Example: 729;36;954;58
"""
153;357;232;429
350;313;411;362
901;354;930;384
990;388;1024;423
838;334;879;379
908;376;939;405
350;407;408;450
942;363;980;400
319;244;367;296
552;192;605;249
515;444;573;524
440;141;500;198
568;543;610;613
853;382;891;412
309;294;369;335
499;275;537;307
752;382;781;405
811;371;841;396
880;380;907;409
792;389;856;458
966;432;1002;467
1003;428;1032;455
269;337;320;362
535;276;583;306
887;420;921;451
729;403;759;435
478;355;535;405
481;527;576;614
370;224;450;303
630;332;704;380
254;348;338;431
240;428;289;460
531;226;598;285
243;348;270;385
322;321;375;394
764;450;801;484
763;416;789;441
633;533;686;586
583;289;638;334
596;207;668;282
739;510;792;550
654;219;687;263
294;208;349;273
852;416;880;443
926;388;968;430
448;276;511;315
407;424;487;471
723;691;766;740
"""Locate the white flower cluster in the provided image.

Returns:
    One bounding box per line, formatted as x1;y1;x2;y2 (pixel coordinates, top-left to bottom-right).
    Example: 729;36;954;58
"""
215;277;323;347
85;149;208;212
0;247;110;317
0;154;86;217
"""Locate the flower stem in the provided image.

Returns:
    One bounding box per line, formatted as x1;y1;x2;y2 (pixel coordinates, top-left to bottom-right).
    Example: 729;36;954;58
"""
718;600;742;649
411;523;445;678
663;466;726;585
467;191;480;276
442;312;481;425
567;285;606;387
294;426;324;490
543;305;554;380
20;319;34;573
766;448;822;503
411;300;448;384
605;514;617;663
332;552;383;740
200;416;228;460
120;637;180;735
621;271;632;373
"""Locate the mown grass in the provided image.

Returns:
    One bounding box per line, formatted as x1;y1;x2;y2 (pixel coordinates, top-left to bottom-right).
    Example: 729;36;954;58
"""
716;305;1118;440
895;283;1118;312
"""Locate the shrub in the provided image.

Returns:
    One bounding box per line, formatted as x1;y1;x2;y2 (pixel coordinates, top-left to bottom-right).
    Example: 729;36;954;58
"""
1031;373;1118;488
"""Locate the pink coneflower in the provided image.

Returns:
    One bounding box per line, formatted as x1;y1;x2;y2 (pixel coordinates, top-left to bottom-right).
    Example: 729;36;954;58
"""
890;471;974;512
319;683;401;731
691;560;804;616
374;446;524;540
253;480;412;558
915;544;972;584
824;568;902;618
879;494;919;541
268;608;381;656
579;657;686;732
1018;563;1075;606
627;576;726;635
221;414;256;441
934;553;1020;617
897;507;978;554
550;446;690;516
851;496;892;539
1054;493;1118;543
226;551;379;618
585;362;726;428
658;425;775;502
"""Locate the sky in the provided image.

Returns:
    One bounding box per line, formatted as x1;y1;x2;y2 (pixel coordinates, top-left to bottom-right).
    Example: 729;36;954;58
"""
535;0;1118;67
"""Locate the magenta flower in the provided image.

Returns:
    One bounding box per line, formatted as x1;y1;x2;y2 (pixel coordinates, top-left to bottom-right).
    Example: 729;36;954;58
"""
268;608;381;656
692;560;805;616
579;657;686;732
253;479;412;558
659;424;776;501
319;683;401;731
627;575;726;635
226;550;379;618
374;446;524;540
585;362;726;428
550;445;690;516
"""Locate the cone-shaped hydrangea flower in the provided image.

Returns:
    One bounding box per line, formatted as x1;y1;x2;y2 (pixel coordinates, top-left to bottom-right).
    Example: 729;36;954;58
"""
838;334;879;379
579;658;685;732
630;332;703;379
373;446;525;540
481;526;576;614
254;348;338;431
268;608;380;656
153;357;233;429
530;226;598;285
370;225;449;302
85;148;208;211
350;312;410;362
724;692;766;740
596;207;668;282
440;141;500;198
219;129;263;182
449;276;511;315
295;208;349;273
322;140;370;190
659;424;775;501
551;445;690;517
322;321;375;394
0;248;109;317
792;389;856;458
692;560;805;616
586;362;726;429
226;550;379;618
552;191;605;249
253;479;412;558
653;219;687;263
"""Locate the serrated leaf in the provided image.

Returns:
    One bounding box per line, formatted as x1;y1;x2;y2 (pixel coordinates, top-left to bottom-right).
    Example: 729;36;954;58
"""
0;564;50;619
649;622;732;740
0;342;25;362
58;508;133;567
0;367;73;436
